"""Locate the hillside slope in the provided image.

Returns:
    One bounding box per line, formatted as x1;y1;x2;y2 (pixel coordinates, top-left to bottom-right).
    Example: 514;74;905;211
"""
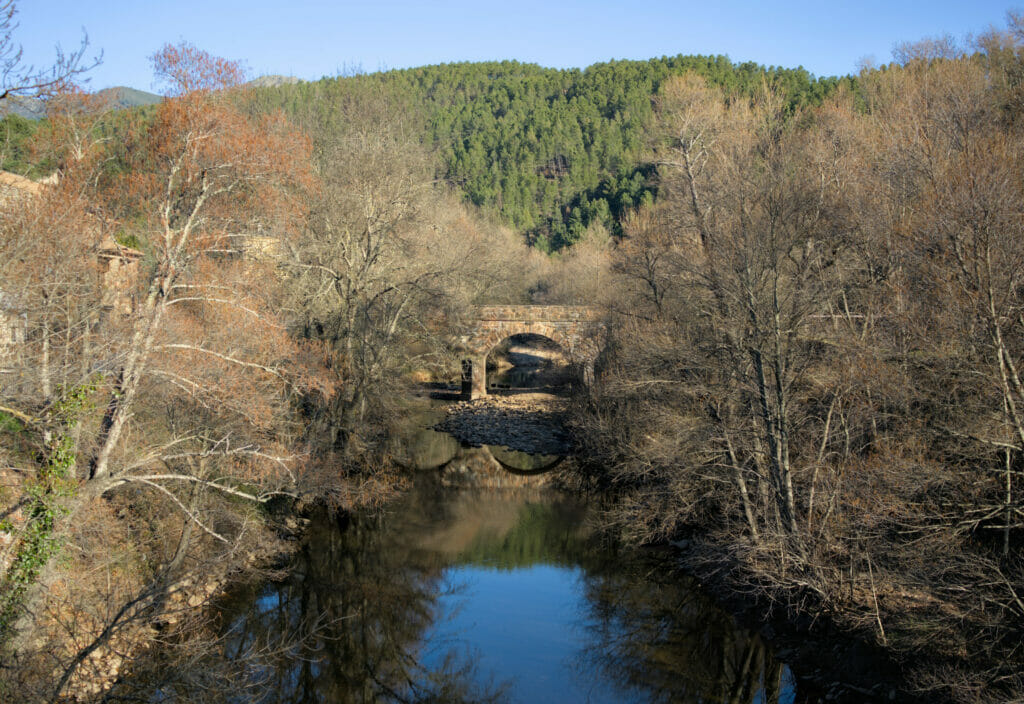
250;56;850;248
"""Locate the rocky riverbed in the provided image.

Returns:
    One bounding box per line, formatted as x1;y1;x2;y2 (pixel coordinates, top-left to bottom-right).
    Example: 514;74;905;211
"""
433;393;572;456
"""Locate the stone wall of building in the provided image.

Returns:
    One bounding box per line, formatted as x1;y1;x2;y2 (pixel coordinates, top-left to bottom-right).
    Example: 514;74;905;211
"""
98;240;143;317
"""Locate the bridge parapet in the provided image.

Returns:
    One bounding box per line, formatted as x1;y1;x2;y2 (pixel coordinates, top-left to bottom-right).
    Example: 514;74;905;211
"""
473;305;602;323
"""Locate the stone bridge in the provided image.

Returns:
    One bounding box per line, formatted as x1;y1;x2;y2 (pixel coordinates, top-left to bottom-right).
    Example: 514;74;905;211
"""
459;305;604;399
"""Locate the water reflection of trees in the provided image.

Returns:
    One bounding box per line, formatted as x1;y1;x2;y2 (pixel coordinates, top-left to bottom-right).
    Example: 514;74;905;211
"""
112;481;803;703
451;495;590;569
424;486;800;704
109;486;507;703
577;552;793;704
222;505;507;704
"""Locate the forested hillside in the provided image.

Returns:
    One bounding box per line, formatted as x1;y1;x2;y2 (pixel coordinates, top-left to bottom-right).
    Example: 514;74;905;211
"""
2;56;846;250
248;56;849;249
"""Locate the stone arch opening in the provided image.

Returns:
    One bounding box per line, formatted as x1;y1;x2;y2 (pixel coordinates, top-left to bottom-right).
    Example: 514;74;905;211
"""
484;332;570;394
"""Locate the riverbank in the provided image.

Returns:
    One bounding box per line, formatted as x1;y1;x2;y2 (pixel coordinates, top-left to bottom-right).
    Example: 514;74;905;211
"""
666;538;916;704
1;385;924;702
0;469;378;701
565;435;1019;702
145;479;817;703
556;471;915;702
432;388;913;703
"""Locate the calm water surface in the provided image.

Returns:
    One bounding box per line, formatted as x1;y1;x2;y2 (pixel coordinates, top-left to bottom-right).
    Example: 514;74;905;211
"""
119;386;807;703
211;470;800;703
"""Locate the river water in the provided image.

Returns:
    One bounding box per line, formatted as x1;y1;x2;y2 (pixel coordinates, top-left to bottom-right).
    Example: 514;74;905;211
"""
216;482;798;704
201;395;806;704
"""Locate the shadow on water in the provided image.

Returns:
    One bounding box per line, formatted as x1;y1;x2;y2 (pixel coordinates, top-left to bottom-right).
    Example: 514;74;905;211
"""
486;333;572;396
486;366;569;393
114;472;810;703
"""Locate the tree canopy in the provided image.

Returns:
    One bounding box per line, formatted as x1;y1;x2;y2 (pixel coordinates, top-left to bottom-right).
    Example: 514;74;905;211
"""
246;55;849;250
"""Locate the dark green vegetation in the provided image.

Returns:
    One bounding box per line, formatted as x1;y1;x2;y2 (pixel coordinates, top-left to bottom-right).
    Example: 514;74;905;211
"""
0;99;147;178
0;381;95;638
246;56;849;250
6;55;845;250
0;112;37;173
453;499;586;569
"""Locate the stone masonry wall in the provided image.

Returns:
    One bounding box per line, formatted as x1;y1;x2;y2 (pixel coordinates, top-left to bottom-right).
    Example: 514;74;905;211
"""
463;306;603;359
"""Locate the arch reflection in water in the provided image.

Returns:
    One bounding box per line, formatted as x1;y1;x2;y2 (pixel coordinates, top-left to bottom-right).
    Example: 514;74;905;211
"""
405;423;462;470
112;479;807;703
389;401;564;479
389;404;462;471
485;444;562;475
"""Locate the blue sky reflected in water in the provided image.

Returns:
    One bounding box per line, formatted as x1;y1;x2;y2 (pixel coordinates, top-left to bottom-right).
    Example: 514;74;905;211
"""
424;563;796;704
166;484;803;704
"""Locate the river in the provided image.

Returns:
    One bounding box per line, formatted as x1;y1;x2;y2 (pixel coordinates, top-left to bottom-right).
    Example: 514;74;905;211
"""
198;392;808;704
214;482;798;703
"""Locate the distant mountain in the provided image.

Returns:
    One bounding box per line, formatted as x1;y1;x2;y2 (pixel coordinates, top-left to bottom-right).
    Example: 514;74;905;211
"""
0;79;305;119
94;86;163;109
1;95;45;120
0;86;163;120
247;75;302;88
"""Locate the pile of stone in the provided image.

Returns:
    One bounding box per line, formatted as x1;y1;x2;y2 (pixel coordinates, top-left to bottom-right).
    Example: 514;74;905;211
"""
434;395;573;456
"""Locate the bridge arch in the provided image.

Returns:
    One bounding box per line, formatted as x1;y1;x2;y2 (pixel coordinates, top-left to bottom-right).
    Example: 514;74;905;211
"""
466;324;578;360
459;305;604;399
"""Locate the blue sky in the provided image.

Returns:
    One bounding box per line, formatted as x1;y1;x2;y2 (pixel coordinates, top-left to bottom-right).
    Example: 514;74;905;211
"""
13;1;1017;93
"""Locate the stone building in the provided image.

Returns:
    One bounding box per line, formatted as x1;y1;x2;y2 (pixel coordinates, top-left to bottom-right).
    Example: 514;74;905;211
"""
0;170;43;206
0;290;26;386
232;233;283;262
0;173;143;388
97;236;143;316
0;172;39;387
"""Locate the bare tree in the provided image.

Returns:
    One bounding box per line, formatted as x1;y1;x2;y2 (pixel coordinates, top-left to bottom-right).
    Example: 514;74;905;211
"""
0;0;99;104
654;75;852;547
283;91;524;451
0;44;338;699
577;43;1024;704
